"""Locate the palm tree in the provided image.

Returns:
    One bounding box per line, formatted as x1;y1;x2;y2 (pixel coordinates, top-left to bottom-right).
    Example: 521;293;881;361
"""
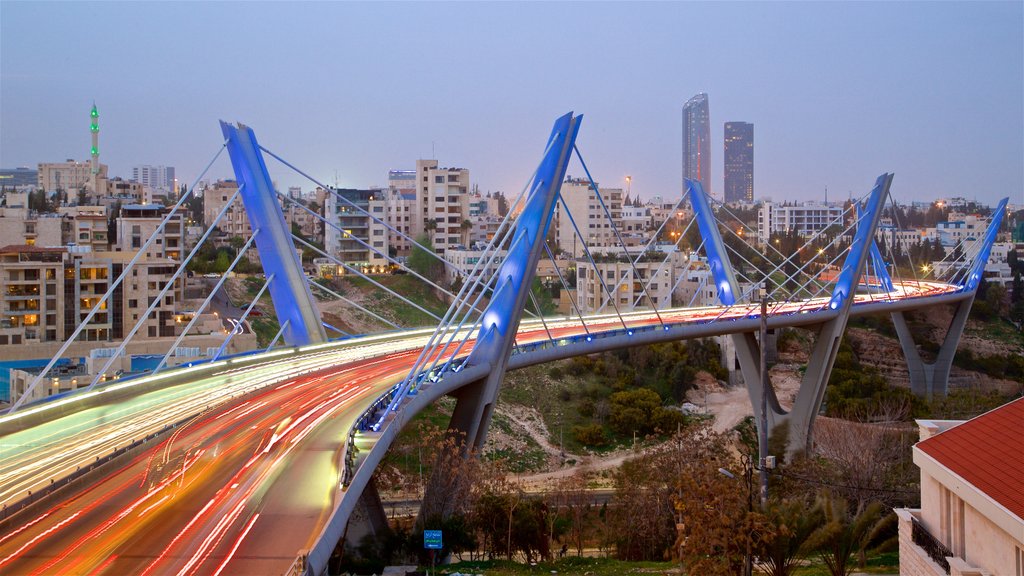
807;492;896;576
756;497;825;576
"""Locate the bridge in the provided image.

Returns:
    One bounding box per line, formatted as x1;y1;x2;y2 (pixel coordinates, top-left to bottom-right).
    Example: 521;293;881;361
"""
0;113;1007;575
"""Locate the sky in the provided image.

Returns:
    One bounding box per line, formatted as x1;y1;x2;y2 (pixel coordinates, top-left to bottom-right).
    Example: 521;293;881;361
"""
1;1;1022;206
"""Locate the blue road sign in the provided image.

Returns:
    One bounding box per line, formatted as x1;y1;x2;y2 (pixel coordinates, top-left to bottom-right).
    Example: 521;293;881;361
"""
424;529;443;550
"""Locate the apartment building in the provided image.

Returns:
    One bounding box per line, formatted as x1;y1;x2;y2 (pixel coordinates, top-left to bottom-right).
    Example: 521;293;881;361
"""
758;202;845;244
575;250;683;314
554;177;625;258
381;186;416;257
415;160;470;255
0;245;184;347
202;180;251;242
115;204;184;261
324;188;388;272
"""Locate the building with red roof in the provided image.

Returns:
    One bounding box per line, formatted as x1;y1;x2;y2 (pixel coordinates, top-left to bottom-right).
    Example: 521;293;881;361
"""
896;397;1024;575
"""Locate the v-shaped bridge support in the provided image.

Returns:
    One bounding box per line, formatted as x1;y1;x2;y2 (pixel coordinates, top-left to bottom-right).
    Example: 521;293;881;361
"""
689;174;892;457
891;197;1008;399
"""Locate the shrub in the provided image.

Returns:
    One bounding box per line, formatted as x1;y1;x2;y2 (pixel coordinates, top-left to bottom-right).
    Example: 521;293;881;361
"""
572;424;608;447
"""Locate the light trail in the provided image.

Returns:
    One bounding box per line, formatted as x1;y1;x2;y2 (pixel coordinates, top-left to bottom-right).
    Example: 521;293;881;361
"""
0;279;960;574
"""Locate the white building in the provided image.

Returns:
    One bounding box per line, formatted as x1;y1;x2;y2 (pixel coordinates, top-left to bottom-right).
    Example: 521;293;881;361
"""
554;177;624;258
575;250;682;314
758;202;845;244
131;165;176;195
38;160;108;195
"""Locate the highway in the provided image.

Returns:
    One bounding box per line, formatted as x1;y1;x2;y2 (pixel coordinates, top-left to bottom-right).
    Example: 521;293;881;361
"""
0;280;957;575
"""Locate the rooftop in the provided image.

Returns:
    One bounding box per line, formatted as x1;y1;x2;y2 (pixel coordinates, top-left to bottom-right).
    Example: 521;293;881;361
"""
916;397;1024;520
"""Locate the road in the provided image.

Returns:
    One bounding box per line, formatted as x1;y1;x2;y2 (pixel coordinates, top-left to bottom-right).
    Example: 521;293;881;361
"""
0;280;957;574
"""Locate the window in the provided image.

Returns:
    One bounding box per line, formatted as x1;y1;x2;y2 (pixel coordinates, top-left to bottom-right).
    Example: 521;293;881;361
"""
434;176;444;184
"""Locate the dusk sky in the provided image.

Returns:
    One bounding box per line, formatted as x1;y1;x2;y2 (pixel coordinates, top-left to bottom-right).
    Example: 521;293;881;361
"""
1;1;1021;205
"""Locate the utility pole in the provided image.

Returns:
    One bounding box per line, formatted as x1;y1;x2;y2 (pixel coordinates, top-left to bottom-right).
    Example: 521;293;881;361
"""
758;291;769;509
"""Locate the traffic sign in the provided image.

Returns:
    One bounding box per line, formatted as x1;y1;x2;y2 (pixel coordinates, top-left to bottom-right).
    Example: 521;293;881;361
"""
424;529;443;550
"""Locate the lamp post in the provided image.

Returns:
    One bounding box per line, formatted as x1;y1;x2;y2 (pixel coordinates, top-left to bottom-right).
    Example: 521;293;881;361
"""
759;289;769;509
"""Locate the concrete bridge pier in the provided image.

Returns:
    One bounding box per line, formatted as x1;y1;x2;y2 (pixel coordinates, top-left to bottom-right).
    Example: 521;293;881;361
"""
890;299;973;400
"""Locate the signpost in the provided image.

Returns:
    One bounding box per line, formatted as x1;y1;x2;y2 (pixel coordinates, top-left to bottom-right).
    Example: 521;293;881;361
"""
424;529;442;575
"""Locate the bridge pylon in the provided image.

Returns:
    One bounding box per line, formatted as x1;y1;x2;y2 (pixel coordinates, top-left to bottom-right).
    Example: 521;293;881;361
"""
220;121;327;347
413;113;582;525
689;174;893;457
449;112;583;453
890;197;1009;399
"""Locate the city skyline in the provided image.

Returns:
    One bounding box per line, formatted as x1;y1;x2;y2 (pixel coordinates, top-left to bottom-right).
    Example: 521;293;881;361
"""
1;2;1021;205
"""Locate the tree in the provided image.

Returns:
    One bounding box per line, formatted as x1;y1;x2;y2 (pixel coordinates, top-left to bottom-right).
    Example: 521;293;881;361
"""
407;233;443;283
806;493;896;576
1010;271;1024;325
756;498;826;576
552;470;593;556
673;424;774;575
985;282;1008;319
608;388;684;437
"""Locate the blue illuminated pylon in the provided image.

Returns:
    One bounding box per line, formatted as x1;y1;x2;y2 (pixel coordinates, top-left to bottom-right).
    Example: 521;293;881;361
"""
828;173;893;311
220;122;326;347
687;179;740;306
450;112;583;452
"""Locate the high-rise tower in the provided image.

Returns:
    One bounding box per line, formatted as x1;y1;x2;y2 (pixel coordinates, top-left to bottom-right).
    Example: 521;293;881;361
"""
89;103;99;192
723;122;753;203
682;93;711;195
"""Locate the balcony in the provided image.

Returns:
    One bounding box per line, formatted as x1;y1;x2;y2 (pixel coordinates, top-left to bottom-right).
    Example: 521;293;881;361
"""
894;509;988;576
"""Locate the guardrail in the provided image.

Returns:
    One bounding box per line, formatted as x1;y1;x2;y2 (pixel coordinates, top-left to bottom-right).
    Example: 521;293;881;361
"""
911;516;951;573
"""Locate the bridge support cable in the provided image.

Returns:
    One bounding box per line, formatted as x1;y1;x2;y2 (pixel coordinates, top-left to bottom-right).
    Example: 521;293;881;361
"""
947;226;996;289
153;229;262;374
307;280;401;331
221;122;325;347
768;207;883;316
86;185;246;390
259;145;485;280
212;274;275;362
544;241;591;336
291;234;443;324
889;197;1008;399
655;238;709;310
928;231;979;283
746;195;870;305
789;247;862;315
556;193;631;331
573;145;666;327
322;321;352;338
380;128;565;426
526;290;555;344
624;217;700;310
884;194;922;287
709;196;823;287
8;143;228;412
266;320;290;352
276;193;486;315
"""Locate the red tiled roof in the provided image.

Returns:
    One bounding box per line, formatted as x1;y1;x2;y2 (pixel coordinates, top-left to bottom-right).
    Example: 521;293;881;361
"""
0;244;66;253
917;397;1024;520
